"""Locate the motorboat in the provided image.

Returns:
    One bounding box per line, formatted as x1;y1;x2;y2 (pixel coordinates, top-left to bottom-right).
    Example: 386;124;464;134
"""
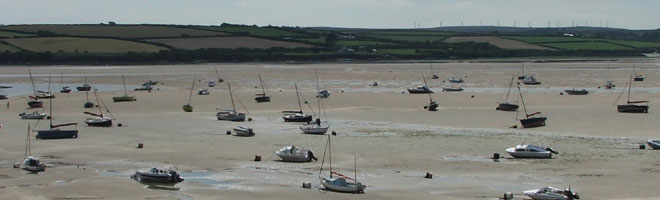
134;85;153;91
23;156;46;172
564;89;588;95
216;110;246;121
274;146;317;162
604;81;615;89
131;167;184;183
76;83;92;91
283;111;312;122
647;139;660;150
448;77;464;83
442;87;463;92
208;81;216;87
505;144;558;159
318;90;330;98
60;86;71;93
523;186;579;200
407;85;433;94
232;126;254;137
522;76;541;85
19;111;47;120
198;89;210;95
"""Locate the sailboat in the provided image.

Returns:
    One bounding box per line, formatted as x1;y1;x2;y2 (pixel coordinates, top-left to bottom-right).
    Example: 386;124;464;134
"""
497;76;519;111
254;74;271;103
182;76;195;112
36;97;79;139
408;72;434;94
26;68;44;108
633;64;644;81
421;73;438;111
36;75;55;99
617;75;649;113
517;83;547;128
216;82;246;121
518;63;526;80
283;82;313;122
83;83;95;108
23;123;46;172
112;74;136;102
300;68;329;134
60;73;71;93
84;89;113;127
76;77;92;91
604;65;615;89
319;135;366;193
429;64;439;79
215;67;224;83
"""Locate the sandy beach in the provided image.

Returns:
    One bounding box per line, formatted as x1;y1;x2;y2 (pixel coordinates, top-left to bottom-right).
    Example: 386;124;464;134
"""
1;60;660;199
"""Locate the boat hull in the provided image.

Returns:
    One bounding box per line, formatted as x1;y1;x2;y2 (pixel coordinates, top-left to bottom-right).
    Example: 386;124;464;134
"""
23;157;46;172
648;139;660;150
407;89;433;94
132;171;184;183
275;149;314;162
300;124;329;134
182;104;193;112
233;126;254;137
36;129;78;139
28;101;44;108
216;112;246;121
255;96;270;103
442;87;463;92
85;118;113;127
617;104;648;113
497;103;519;111
283;114;312;122
520;117;547;128
113;96;136;102
564;90;588;95
321;177;365;193
19;113;47;120
76;86;91;91
505;148;552;159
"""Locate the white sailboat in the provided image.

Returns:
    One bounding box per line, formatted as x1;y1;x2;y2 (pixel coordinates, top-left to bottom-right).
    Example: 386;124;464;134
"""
216;82;246;121
300;68;329;134
22;123;46;172
319;135;366;193
182;76;195;112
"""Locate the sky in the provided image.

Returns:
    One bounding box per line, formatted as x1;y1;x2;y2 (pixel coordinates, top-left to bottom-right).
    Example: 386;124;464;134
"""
1;0;659;30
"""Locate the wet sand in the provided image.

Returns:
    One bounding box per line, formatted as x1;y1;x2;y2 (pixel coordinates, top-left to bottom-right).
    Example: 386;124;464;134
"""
0;60;659;199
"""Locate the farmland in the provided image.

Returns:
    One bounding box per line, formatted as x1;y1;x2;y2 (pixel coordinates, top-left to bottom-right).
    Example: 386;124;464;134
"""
144;36;314;50
0;42;20;52
365;35;446;42
195;25;306;38
0;31;34;38
502;36;593;43
3;37;168;53
445;36;554;50
335;40;395;46
0;25;226;39
502;36;655;50
374;49;418;55
541;42;634;50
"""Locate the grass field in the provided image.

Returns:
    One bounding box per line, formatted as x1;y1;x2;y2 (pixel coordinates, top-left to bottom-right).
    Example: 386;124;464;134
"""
335;40;395;46
0;42;20;52
503;36;593;43
445;36;554;50
3;37;168;53
365;35;446;42
293;38;325;44
541;41;633;50
359;30;452;36
145;36;314;50
195;26;306;37
0;30;34;38
374;49;418;55
605;40;660;48
1;25;226;39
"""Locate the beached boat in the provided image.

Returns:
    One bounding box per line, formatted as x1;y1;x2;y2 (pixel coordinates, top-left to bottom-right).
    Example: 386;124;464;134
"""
283;82;312;122
143;80;159;86
76;77;92;91
214;66;224;83
0;94;7;100
319;135;366;193
318;90;330;98
27;68;44;108
647;139;660;150
524;186;579;200
208;81;216;87
617;75;649;113
517;83;547;128
19;111;47;120
254;74;271;103
35;75;55;99
198;89;209;95
216;82;246;122
518;63;527;80
633;64;644;81
522;75;541;85
22;124;46;172
112;75;136;102
603;66;615;89
60;86;71;93
301;68;329;134
429;64;439;79
232;126;254;137
134;84;153;91
448;77;464;83
497;76;519;111
36;98;78;139
564;89;588;95
274;146;317;162
408;74;434;94
183;76;195;112
505;144;557;158
84;90;113;127
442;87;463;92
131;167;184;183
419;73;438;111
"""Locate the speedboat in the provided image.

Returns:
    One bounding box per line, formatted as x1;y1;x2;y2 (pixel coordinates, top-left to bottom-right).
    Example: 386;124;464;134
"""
648;139;660;150
317;90;330;98
131;167;184;183
23;156;46;172
448;77;464;83
274;146;317;162
208;81;216;87
232;126;254;137
523;186;579;200
407;85;433;94
198;89;210;95
19;111;47;120
321;177;366;193
505;144;557;158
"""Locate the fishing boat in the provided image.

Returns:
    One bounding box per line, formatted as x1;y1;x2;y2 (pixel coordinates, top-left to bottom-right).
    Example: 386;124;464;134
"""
131;167;184;183
633;64;644;81
617;75;649;113
564;89;589;95
448;77;464;83
232;126;254;137
84;90;113;127
283;82;313;122
36;98;78;139
60;73;71;93
523;186;579;200
22;124;46;172
647;139;660;150
442;86;463;92
408;74;434;94
26;68;44;108
183;76;195;112
301;68;329;134
216;82;246;121
497;76;519;111
517;83;547;128
76;77;92;91
274;146;317;162
505;144;558;158
112;75;136;102
254;74;271;103
19;111;47;120
522;75;541;85
319;135;366;193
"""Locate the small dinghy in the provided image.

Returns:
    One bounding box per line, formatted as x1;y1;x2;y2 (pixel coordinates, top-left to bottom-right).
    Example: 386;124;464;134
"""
448;77;464;83
274;146;317;162
506;144;558;158
131;167;184;183
647;139;660;150
198;89;210;95
524;186;579;200
23;156;46;172
522;75;541;85
19;111;47;120
233;126;254;137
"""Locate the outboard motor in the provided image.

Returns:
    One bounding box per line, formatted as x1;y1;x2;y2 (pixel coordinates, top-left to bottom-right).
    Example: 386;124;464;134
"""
307;151;317;162
169;170;184;182
546;147;559;154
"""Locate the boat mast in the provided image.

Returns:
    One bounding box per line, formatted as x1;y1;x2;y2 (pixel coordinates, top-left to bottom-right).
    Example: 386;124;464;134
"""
505;76;514;102
228;82;237;111
258;74;266;95
422;73;433;102
188;76;196;103
47;74;52;95
315;68;322;120
328;135;332;178
93;89;104;117
49;97;53;129
294;82;303;112
84;77;90;101
121;74;128;96
517;83;529;119
25;123;30;159
215;67;222;82
627;74;632;103
28;68;38;97
61;73;65;88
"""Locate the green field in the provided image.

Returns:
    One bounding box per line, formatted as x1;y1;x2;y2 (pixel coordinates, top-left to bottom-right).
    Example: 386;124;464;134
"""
335;40;395;46
605;40;660;48
359;30;452;36
0;42;20;52
503;36;593;43
541;42;633;50
366;35;446;42
374;49;418;55
0;30;34;38
3;37;168;53
196;26;306;37
1;25;225;39
294;38;325;43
